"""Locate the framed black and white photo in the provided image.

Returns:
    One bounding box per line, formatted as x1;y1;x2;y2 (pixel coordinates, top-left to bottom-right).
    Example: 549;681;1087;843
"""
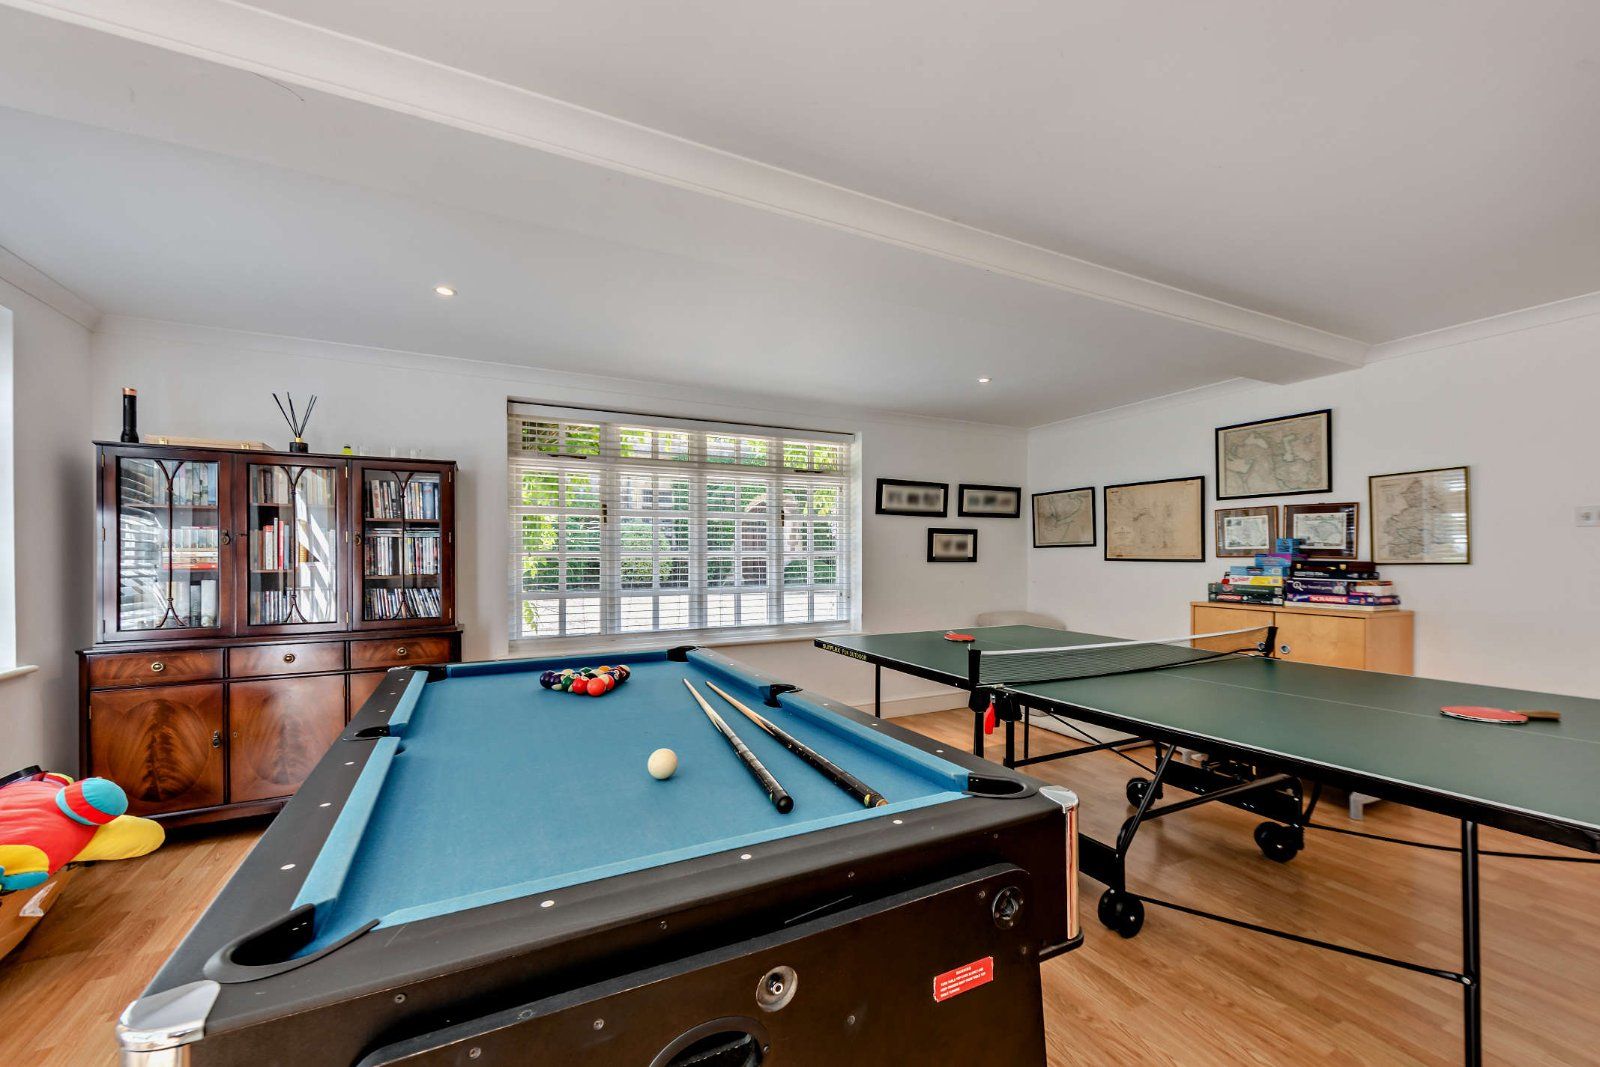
958;483;1021;518
875;478;948;517
1032;487;1096;547
1214;505;1278;558
1103;475;1206;562
1370;466;1470;564
1283;502;1359;559
1215;408;1332;500
927;528;977;562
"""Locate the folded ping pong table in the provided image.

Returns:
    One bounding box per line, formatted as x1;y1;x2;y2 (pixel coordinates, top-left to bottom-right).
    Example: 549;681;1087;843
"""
816;624;1600;1065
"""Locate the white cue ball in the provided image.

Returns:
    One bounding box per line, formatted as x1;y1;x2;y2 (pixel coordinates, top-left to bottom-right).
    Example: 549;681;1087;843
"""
647;748;679;780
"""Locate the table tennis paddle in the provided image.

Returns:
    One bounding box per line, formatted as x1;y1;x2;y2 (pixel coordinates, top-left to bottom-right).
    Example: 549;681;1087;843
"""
1440;705;1562;725
944;632;975;642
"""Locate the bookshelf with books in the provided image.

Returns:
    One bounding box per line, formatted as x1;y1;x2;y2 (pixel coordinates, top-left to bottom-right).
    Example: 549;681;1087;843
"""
84;443;460;826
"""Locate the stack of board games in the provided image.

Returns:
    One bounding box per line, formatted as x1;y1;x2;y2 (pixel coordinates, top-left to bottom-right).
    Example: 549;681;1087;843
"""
1207;537;1306;606
1284;559;1400;610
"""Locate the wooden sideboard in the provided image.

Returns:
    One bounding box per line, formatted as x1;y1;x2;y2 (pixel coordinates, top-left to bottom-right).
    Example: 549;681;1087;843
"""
80;442;463;826
1190;601;1414;674
79;630;460;825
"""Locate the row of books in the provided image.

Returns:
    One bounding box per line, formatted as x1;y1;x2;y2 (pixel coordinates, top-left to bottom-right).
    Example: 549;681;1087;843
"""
248;589;336;626
363;532;441;577
1208;539;1401;611
121;463;218;508
365;587;442;620
250;520;320;572
249;467;335;507
366;478;441;521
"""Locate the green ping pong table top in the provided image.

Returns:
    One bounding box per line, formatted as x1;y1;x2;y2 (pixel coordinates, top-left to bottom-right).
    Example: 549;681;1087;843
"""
816;625;1600;853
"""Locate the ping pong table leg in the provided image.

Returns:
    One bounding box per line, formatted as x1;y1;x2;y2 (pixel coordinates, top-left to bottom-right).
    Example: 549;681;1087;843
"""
972;709;984;758
1004;715;1015;767
873;665;881;718
1461;820;1482;1067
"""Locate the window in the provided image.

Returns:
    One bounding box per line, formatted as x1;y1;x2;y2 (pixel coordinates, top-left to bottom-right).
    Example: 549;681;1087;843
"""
509;403;854;647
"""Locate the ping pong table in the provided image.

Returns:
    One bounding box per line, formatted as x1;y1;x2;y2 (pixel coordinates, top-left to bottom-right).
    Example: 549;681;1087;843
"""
816;624;1600;1065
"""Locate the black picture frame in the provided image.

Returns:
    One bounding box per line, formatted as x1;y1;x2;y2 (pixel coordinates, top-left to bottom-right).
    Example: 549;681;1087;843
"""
957;483;1022;519
1103;475;1206;562
875;478;948;517
927;528;978;563
1031;487;1096;548
1214;408;1333;500
1283;501;1359;559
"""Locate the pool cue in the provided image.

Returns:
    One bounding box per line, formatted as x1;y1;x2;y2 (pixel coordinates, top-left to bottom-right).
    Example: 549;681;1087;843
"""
683;680;794;814
705;681;888;808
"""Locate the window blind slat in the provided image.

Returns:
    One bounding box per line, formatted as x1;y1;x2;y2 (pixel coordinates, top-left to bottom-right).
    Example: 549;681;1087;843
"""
508;407;853;645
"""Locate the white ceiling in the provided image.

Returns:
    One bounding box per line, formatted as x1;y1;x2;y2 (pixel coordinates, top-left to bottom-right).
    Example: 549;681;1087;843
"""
0;1;1597;425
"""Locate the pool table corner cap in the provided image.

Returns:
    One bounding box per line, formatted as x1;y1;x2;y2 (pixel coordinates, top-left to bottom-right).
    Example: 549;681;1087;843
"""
117;978;220;1057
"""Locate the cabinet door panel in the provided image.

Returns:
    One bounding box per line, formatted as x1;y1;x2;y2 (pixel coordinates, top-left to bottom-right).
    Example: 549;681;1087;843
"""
1273;613;1367;669
89;683;224;815
229;676;348;803
1191;605;1270;651
348;671;388;718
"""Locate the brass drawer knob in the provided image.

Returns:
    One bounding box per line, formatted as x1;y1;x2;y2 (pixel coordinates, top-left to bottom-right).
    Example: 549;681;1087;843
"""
283;652;297;664
150;661;165;674
395;646;408;658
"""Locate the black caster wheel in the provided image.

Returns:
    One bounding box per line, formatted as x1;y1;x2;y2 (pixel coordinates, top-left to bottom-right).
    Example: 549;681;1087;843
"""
1097;889;1145;939
1254;822;1303;863
1125;777;1164;807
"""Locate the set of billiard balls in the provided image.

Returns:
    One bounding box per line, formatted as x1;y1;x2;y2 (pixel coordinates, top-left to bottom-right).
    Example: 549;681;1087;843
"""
539;664;632;696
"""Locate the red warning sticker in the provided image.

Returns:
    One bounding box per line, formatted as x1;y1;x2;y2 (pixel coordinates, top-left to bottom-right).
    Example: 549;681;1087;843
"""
932;956;994;1002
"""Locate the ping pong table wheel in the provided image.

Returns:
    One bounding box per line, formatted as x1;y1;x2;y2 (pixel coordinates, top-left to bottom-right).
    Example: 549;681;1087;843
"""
1253;822;1303;863
1125;777;1165;807
1097;889;1145;938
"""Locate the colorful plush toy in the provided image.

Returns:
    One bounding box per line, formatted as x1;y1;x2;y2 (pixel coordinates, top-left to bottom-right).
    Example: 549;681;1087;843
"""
0;772;164;892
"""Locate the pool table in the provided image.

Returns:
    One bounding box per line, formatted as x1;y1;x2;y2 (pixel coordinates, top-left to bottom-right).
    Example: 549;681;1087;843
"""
118;646;1080;1066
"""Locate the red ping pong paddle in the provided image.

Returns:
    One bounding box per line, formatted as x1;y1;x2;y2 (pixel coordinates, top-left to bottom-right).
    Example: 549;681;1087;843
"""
1440;705;1562;725
983;696;997;736
945;632;976;642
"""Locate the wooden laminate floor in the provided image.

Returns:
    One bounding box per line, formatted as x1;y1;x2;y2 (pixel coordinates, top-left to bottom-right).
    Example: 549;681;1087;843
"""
1;708;1594;1065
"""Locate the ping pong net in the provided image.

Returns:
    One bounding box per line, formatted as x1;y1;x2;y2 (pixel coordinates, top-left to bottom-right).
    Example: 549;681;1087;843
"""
968;625;1275;689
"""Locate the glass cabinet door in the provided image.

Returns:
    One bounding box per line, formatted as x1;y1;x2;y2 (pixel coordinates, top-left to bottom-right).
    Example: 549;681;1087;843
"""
358;467;445;624
243;462;341;629
116;456;225;632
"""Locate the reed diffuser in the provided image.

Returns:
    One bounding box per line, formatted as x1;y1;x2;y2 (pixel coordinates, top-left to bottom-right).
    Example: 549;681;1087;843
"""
273;393;318;453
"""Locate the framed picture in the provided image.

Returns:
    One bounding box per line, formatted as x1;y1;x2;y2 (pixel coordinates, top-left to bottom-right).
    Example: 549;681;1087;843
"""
1369;466;1470;564
1283;502;1359;559
1214;505;1278;558
1215;408;1332;500
1032;487;1096;547
927;528;977;563
1103;476;1206;562
958;483;1022;518
875;478;948;517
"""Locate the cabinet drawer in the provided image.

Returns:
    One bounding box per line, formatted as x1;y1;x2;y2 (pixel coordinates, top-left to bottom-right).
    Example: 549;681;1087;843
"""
351;636;452;670
230;641;345;678
88;648;223;689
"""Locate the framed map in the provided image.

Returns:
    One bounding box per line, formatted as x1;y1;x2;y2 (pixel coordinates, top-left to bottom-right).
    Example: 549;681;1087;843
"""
1104;476;1205;562
1214;505;1278;557
1284;502;1358;559
1215;409;1332;500
1032;487;1095;547
1370;467;1470;564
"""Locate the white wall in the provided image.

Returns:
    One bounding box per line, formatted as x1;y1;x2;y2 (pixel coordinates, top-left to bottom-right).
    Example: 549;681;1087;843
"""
1028;309;1600;697
0;277;94;772
89;318;1026;713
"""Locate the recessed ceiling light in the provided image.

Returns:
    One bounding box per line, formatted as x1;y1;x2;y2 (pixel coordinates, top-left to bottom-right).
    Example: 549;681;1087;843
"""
434;285;456;297
977;377;992;384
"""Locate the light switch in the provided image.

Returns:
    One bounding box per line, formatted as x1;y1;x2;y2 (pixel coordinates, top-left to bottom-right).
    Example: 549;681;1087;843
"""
1578;505;1600;527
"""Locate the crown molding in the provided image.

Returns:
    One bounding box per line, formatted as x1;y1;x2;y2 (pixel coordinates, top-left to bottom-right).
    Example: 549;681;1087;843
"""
0;245;100;329
1368;288;1600;363
8;0;1367;367
92;315;1029;438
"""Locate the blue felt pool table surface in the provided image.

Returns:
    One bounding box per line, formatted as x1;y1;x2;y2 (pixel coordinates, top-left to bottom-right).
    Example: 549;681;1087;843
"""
293;649;973;952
